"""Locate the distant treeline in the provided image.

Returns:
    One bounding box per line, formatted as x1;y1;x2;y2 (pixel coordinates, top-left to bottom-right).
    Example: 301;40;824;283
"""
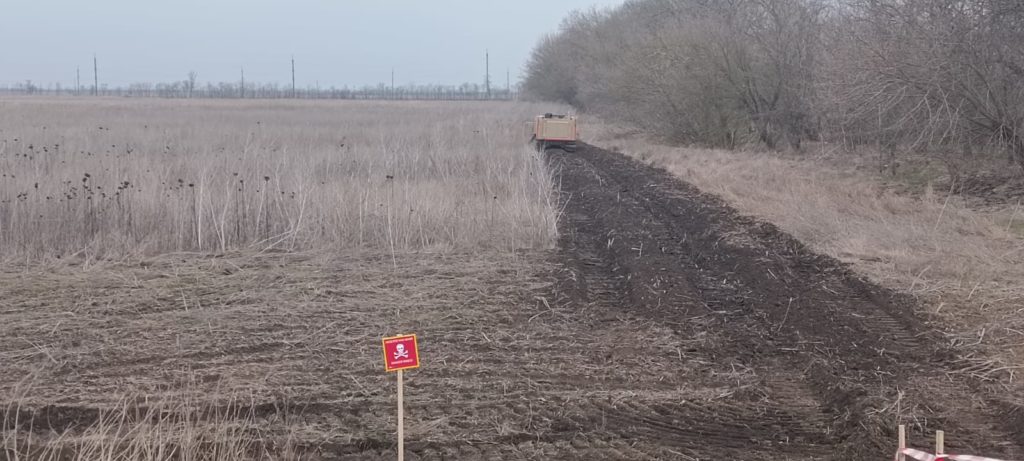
1;80;518;101
524;0;1024;171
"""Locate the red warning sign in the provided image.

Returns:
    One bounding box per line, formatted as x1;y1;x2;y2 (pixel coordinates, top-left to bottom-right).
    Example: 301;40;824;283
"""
382;334;420;372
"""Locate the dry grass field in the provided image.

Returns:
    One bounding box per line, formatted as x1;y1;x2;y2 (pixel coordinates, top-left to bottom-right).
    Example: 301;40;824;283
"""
587;122;1024;394
0;98;557;262
0;98;564;460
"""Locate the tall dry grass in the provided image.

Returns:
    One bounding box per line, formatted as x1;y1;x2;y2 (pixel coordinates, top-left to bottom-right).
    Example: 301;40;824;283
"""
0;98;559;262
3;377;300;460
587;121;1024;388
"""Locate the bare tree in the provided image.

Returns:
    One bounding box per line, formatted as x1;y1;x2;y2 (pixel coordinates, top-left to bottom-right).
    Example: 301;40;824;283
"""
187;71;198;98
524;0;823;150
822;0;1024;172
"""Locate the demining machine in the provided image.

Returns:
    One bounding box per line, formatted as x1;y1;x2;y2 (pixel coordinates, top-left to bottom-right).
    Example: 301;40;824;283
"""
530;113;578;152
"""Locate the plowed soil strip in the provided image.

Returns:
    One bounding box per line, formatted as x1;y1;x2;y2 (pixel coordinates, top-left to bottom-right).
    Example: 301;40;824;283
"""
548;144;1024;460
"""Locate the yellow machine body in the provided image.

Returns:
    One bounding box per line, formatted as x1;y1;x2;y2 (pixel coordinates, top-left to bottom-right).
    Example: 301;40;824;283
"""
531;114;578;152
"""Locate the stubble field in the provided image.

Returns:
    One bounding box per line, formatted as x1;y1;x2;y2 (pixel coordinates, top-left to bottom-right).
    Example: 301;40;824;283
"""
0;98;570;459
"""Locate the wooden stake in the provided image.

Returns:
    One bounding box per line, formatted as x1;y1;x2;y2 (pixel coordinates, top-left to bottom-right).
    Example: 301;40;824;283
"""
936;430;944;455
397;369;404;461
898;424;906;461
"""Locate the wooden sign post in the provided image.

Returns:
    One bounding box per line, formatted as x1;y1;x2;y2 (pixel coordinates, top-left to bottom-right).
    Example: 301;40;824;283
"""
898;424;906;461
382;334;420;461
397;369;404;460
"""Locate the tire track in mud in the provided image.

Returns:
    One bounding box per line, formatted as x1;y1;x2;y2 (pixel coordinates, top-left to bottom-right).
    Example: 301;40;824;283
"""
549;144;1024;460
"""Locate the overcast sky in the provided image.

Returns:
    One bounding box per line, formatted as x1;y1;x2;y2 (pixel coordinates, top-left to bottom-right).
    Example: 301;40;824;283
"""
0;0;624;89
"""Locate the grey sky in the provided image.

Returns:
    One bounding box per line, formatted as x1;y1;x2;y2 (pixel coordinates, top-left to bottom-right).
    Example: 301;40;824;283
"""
0;0;624;89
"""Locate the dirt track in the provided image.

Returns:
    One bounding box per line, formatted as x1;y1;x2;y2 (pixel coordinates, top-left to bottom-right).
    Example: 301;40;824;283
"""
3;143;1023;460
544;144;1024;460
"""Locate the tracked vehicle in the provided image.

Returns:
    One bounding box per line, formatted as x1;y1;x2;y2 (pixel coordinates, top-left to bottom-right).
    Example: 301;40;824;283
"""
531;113;578;152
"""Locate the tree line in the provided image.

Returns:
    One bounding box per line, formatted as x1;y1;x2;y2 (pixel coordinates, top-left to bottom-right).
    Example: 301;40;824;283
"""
1;79;518;101
524;0;1024;172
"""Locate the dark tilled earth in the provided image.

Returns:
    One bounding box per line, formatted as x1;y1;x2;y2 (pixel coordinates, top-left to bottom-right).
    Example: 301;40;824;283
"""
544;144;1024;460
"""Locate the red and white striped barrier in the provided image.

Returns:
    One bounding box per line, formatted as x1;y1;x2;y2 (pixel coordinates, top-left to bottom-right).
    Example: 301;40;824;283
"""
896;448;1015;461
946;456;1016;461
896;448;937;461
895;425;1016;461
945;456;1016;461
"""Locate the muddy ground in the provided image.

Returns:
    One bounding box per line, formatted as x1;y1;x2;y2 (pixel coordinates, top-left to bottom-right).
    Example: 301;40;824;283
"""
2;144;1022;460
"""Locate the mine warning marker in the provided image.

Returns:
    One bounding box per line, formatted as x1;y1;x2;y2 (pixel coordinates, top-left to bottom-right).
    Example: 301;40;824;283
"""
382;334;419;461
382;334;420;372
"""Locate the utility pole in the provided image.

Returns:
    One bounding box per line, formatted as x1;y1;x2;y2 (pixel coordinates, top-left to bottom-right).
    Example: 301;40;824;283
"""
93;54;98;96
240;67;245;99
76;66;81;96
485;50;490;98
291;55;296;98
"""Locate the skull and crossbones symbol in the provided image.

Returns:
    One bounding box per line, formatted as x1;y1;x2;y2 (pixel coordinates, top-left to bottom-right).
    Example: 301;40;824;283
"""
394;343;409;360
